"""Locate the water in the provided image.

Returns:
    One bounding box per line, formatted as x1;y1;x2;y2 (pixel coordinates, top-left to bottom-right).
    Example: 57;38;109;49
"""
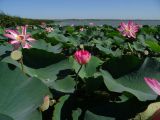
55;20;160;26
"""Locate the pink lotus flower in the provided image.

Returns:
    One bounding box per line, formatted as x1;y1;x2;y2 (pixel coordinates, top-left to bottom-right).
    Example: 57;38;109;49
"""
40;22;46;28
117;21;140;38
45;27;54;33
89;22;94;26
144;77;160;95
74;50;91;65
80;27;84;32
4;25;35;49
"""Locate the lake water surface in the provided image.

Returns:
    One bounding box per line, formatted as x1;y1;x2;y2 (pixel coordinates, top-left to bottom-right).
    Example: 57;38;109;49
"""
55;20;160;26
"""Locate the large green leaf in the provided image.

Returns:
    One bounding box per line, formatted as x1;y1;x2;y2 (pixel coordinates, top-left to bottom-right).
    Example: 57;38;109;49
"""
84;96;150;119
2;57;71;88
0;114;13;120
145;40;160;52
32;40;62;53
0;62;51;120
52;95;70;120
84;111;115;120
22;49;66;68
47;32;78;46
133;42;146;52
137;34;147;46
101;58;160;101
0;44;12;56
51;76;76;93
96;45;122;57
102;55;142;78
47;33;69;43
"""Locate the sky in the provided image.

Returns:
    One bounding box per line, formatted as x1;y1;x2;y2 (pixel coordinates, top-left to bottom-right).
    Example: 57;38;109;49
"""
0;0;160;20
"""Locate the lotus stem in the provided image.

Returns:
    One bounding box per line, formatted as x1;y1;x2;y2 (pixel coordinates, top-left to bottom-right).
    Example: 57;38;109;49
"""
75;65;83;90
19;57;24;74
19;43;25;74
127;42;133;53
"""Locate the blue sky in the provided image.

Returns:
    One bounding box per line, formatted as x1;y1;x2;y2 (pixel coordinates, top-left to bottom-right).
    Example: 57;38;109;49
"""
0;0;160;19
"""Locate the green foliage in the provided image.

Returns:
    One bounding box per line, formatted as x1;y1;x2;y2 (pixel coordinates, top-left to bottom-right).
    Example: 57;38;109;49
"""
2;56;72;88
70;56;103;79
52;76;76;93
0;13;53;27
102;55;142;78
1;20;160;120
146;40;160;52
0;114;13;120
0;62;51;120
101;58;160;101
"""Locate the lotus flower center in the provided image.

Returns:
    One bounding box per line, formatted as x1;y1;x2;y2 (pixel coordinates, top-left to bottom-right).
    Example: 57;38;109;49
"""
125;27;130;32
16;35;24;41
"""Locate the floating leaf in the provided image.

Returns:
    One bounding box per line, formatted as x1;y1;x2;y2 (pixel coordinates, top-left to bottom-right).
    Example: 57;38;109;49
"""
102;55;142;78
32;40;62;53
51;76;76;93
0;114;13;120
0;62;51;120
2;57;71;88
0;44;12;56
146;40;160;52
96;45;122;57
101;58;160;101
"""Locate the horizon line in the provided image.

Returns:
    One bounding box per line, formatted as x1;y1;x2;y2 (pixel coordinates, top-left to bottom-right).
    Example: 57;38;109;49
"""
22;17;160;21
1;12;160;21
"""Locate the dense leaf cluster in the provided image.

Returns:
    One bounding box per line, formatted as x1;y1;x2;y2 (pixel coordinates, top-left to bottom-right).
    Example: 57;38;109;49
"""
0;23;160;120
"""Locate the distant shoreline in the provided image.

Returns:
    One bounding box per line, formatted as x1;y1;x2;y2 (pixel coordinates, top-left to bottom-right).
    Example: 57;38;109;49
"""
53;19;160;21
54;19;160;26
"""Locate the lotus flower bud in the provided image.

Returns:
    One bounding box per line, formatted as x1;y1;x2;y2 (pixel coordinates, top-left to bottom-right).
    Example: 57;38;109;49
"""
39;95;50;112
74;50;91;65
11;50;22;61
